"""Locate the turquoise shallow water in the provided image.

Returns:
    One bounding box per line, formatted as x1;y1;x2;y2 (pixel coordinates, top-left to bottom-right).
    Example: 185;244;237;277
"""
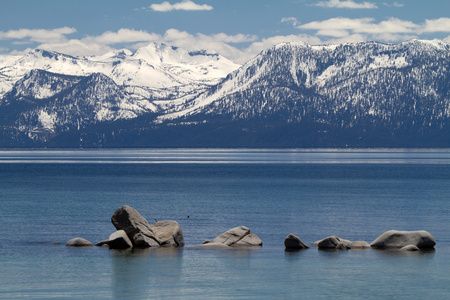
1;149;450;299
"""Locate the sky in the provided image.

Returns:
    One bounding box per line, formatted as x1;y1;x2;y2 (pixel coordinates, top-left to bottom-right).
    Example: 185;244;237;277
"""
1;0;449;63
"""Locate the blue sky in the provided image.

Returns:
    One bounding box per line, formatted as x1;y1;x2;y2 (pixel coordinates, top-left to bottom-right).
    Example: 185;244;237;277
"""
1;0;449;63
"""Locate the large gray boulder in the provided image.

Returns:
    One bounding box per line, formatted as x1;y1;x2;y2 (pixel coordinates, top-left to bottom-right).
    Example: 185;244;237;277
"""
284;233;310;250
150;221;184;247
196;226;262;249
370;230;436;249
66;237;93;247
110;205;185;248
317;236;352;250
111;205;160;247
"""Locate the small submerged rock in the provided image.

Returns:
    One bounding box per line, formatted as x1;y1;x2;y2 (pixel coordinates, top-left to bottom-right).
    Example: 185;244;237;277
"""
196;226;262;249
400;244;420;251
66;237;93;247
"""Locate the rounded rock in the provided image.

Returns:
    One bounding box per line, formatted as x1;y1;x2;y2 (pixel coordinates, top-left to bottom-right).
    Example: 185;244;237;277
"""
66;237;93;247
284;233;309;250
370;230;436;249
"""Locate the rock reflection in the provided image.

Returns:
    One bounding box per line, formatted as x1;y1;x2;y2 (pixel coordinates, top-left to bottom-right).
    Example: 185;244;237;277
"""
111;247;183;299
284;248;308;261
372;248;436;258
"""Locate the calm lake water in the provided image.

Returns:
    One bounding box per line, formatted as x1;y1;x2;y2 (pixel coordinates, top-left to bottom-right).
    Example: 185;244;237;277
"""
1;149;450;299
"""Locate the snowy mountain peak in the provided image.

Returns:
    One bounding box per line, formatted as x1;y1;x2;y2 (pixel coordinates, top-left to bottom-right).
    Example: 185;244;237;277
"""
132;42;224;66
18;49;79;67
94;49;133;61
0;42;240;98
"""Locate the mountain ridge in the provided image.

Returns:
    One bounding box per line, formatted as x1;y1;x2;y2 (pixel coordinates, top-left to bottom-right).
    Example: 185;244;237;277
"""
0;40;449;148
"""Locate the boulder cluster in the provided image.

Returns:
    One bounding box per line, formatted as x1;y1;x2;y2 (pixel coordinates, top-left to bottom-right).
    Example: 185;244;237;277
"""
286;230;436;252
65;205;436;253
65;205;262;250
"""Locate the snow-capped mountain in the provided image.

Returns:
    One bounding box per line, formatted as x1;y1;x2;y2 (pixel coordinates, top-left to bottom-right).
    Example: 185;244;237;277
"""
0;42;239;143
156;39;450;147
0;43;239;98
1;69;157;142
161;40;450;124
1;40;449;147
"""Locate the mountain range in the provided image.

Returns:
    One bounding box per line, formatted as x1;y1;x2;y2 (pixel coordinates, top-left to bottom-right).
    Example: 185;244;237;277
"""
0;40;449;148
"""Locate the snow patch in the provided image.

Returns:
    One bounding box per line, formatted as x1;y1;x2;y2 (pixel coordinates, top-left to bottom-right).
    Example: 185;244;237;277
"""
38;110;56;131
369;55;408;70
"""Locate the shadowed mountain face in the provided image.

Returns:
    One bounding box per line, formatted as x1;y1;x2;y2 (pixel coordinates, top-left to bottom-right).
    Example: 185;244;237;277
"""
1;40;449;148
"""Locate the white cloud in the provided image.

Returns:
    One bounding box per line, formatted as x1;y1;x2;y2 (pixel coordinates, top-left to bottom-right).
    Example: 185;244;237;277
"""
23;28;253;62
358;18;419;34
37;39;115;57
3;18;449;65
33;29;162;57
314;0;378;9
149;1;213;12
291;17;448;41
162;29;244;61
422;18;450;33
0;27;76;44
83;29;160;45
383;2;404;8
281;17;301;27
210;33;258;44
298;17;378;35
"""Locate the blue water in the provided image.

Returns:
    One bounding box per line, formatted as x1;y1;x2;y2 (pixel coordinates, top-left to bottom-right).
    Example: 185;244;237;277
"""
1;149;450;299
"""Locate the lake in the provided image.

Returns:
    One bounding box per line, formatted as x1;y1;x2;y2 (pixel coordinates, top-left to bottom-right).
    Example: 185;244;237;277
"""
1;149;450;299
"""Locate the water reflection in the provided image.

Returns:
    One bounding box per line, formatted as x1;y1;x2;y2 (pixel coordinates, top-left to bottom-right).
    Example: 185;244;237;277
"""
191;247;261;257
111;247;183;299
372;248;436;258
284;249;309;262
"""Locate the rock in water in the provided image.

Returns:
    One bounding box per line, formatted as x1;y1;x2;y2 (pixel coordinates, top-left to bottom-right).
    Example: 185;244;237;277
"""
102;230;133;249
133;232;161;248
400;244;420;251
349;241;371;249
111;205;160;247
66;237;93;247
150;221;184;247
370;230;436;249
317;236;352;250
234;234;263;247
197;226;262;249
110;205;185;248
284;233;309;250
211;226;250;246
